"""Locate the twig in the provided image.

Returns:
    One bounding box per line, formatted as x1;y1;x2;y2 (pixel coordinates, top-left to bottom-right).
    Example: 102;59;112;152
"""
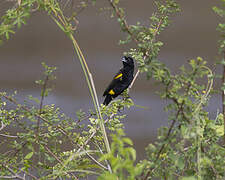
36;75;49;163
44;145;79;180
222;52;225;145
95;142;112;173
2;94;70;139
5;164;38;180
2;94;108;173
108;0;141;93
37;75;48;137
0;121;6;131
0;175;20;179
76;113;114;154
0;133;18;138
108;0;139;44
129;70;140;90
108;1;163;94
44;145;64;166
143;63;213;180
85;151;108;170
1;164;25;180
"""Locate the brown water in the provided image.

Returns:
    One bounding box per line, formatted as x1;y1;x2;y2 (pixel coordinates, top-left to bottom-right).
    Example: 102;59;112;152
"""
0;0;222;160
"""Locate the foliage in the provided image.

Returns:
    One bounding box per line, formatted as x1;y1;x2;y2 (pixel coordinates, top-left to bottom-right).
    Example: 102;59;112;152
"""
0;0;224;179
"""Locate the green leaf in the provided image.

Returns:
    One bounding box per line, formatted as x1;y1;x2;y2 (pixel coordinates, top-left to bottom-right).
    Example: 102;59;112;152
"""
181;177;196;180
215;125;224;136
126;147;136;161
177;157;185;169
122;137;133;146
24;152;33;160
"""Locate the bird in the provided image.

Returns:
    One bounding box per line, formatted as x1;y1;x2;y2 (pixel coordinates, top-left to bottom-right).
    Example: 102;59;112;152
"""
103;56;134;106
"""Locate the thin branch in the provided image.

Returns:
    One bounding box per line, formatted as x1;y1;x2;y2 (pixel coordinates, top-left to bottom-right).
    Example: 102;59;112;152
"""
44;145;79;180
129;70;140;90
76;113;113;154
0;175;20;179
6;164;38;180
143;62;210;179
95;141;112;173
2;94;108;173
0;133;18;138
108;0;139;44
36;75;49;163
0;121;6;131
2;94;70;139
1;164;25;180
108;1;163;93
37;75;48;137
222;51;225;145
85;151;108;170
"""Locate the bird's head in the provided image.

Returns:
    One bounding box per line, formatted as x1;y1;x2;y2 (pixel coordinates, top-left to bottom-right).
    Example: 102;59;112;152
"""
122;56;134;67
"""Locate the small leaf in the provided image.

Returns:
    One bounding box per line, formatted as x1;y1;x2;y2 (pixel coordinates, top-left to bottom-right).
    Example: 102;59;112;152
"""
122;137;133;145
215;125;224;137
177;157;185;169
24;152;33;160
126;147;136;161
181;177;196;180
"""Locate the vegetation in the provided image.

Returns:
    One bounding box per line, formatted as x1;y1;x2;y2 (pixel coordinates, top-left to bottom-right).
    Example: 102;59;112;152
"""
0;0;224;179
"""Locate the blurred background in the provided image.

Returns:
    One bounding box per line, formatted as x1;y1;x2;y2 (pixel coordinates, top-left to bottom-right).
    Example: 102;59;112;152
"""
0;0;222;160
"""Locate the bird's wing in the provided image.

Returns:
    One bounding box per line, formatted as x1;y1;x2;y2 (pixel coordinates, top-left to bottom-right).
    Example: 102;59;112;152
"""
103;69;123;96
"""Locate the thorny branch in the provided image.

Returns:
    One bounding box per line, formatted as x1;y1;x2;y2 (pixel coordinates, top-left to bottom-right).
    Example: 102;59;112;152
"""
1;94;109;171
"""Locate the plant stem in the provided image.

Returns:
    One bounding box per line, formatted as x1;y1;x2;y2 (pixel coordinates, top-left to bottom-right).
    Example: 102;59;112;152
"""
223;52;225;145
37;75;48;135
51;8;111;155
69;33;111;154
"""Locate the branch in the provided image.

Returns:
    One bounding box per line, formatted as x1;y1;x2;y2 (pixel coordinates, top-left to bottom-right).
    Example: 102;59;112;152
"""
44;145;79;180
37;75;49;137
1;94;108;172
143;61;205;179
108;0;139;44
108;0;164;92
0;133;18;138
1;164;25;180
0;121;6;131
222;51;225;145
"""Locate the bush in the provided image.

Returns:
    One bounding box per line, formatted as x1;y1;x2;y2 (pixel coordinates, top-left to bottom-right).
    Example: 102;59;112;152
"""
0;0;224;179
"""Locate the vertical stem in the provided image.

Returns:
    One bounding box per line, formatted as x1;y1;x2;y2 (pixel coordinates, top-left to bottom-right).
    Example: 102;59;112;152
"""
197;117;201;180
222;52;225;145
36;75;48;163
69;34;110;152
37;75;48;136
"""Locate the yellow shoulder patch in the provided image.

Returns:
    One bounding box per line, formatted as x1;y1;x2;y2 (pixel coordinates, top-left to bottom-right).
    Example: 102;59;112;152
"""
109;89;115;95
114;73;122;79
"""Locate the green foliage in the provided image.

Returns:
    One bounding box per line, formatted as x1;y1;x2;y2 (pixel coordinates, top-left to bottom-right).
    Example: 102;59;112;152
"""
213;2;225;54
98;129;145;180
0;0;35;44
0;0;225;179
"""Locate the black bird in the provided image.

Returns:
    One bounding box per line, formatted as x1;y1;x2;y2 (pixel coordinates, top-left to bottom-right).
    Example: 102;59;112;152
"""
103;56;134;106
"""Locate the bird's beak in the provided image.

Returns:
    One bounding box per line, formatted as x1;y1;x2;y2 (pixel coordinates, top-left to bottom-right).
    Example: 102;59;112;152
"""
122;57;127;63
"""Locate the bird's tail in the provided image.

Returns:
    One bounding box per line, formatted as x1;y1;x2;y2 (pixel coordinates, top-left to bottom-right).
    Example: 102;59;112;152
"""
103;95;112;106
